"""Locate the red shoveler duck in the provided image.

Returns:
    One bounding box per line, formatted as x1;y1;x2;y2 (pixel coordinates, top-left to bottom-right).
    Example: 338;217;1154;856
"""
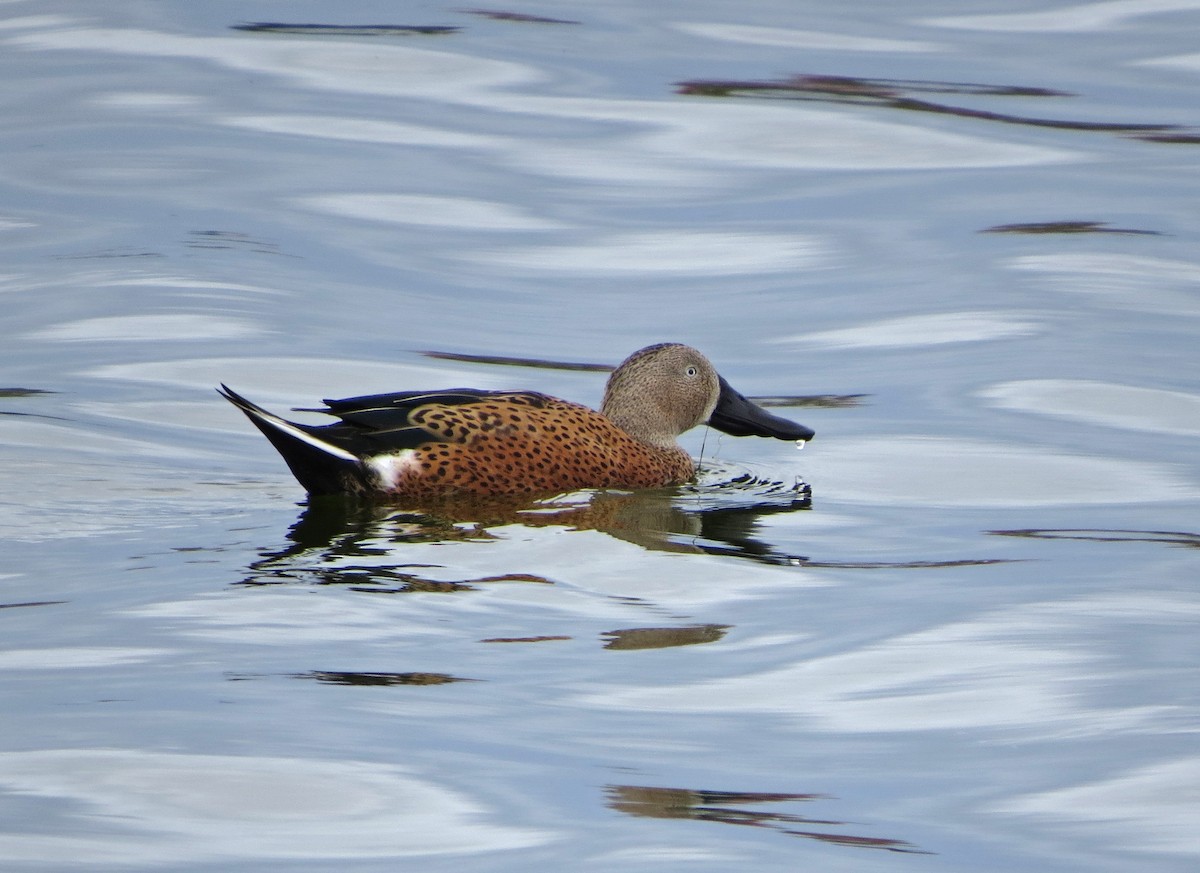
219;343;814;499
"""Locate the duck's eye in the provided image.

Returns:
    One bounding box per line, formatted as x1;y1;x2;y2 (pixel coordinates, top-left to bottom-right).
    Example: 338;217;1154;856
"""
685;366;698;377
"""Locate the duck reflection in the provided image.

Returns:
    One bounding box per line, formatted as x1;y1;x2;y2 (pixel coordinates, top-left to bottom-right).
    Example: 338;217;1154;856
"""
606;784;927;854
240;474;814;588
240;472;1011;588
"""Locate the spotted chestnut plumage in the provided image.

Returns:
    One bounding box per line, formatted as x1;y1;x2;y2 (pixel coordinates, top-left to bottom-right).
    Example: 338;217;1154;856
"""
219;344;813;499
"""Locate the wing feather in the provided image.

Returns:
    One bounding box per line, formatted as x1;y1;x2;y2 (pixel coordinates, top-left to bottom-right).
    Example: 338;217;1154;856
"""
304;389;553;442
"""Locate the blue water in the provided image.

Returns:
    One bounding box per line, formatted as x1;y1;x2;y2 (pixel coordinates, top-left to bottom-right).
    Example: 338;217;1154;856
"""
1;2;1198;870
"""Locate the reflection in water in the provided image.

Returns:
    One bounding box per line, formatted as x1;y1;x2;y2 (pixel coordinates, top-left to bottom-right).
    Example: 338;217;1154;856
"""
807;435;1193;507
681;75;1072;99
981;379;1200;436
677;74;1197;141
753;393;866;409
778;311;1040;350
0;388;68;422
461;10;581;25
184;229;293;255
231;23;460;36
606;784;927;854
0;600;67;610
237;467;1011;587
924;4;1200;35
798;557;1013;569
420;349;863;408
295;670;473;686
1136;132;1200;144
990;528;1200;549
240;470;816;587
982;220;1161;236
601;625;729;650
230;11;583;34
481;635;572;643
422;349;614;372
228;670;474;685
0;749;549;859
55;246;163;260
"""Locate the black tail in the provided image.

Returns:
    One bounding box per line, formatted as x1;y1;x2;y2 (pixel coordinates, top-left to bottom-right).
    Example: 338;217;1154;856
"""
218;384;366;496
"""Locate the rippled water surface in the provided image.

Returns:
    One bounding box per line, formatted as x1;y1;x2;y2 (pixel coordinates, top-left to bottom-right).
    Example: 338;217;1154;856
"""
2;1;1199;870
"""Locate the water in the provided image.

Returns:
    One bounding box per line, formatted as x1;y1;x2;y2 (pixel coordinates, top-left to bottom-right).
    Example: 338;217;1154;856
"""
2;1;1199;870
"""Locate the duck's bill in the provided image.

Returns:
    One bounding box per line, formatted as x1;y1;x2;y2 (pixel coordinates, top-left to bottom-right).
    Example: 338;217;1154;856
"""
708;376;816;442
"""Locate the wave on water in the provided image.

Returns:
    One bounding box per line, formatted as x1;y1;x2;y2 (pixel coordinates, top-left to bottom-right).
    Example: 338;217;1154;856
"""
685;459;813;510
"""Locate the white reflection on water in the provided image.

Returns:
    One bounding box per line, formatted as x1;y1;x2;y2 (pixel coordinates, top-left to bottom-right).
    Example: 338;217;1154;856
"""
226;114;500;148
10;23;1079;189
579;592;1198;735
996;757;1200;855
505;101;1074;180
26;313;264;342
0;750;550;863
925;0;1200;33
128;524;832;641
807;436;1195;506
673;22;944;52
982;380;1200;436
90;91;205;110
8;28;541;98
1139;51;1200;71
0;15;74;32
0;419;206;459
0;456;280;542
129;590;457;644
772;311;1041;349
295;193;568;230
92;275;287;296
0;647;166;669
466;230;828;276
1008;253;1200;316
598;845;746;863
87;357;517;409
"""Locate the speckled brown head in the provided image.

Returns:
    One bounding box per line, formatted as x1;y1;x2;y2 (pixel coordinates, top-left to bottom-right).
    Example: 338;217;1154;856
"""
601;344;721;449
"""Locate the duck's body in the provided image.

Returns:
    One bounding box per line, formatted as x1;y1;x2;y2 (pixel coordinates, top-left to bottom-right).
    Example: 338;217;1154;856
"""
219;343;813;499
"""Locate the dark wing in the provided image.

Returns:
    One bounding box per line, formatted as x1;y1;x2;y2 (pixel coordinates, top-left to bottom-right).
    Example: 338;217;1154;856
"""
304;389;555;447
304;389;493;432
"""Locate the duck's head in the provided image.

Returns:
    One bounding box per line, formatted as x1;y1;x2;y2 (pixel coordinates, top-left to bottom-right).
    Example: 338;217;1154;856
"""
600;343;815;449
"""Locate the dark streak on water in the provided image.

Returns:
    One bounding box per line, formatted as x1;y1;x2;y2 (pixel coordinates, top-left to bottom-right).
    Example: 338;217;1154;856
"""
981;220;1162;235
990;528;1200;548
231;23;461;36
421;350;865;406
677;74;1200;140
607;784;931;854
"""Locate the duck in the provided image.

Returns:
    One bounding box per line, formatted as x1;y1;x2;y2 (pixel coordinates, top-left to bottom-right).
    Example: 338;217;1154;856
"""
218;343;814;499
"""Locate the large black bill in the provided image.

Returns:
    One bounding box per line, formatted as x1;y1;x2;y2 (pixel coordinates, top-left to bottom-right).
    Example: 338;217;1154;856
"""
707;376;816;441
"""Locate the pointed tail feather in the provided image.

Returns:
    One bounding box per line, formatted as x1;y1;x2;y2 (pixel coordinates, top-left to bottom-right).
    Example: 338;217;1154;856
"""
218;384;366;496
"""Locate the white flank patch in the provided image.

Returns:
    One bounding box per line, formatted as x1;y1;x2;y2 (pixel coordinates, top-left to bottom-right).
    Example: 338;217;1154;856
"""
366;451;421;490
